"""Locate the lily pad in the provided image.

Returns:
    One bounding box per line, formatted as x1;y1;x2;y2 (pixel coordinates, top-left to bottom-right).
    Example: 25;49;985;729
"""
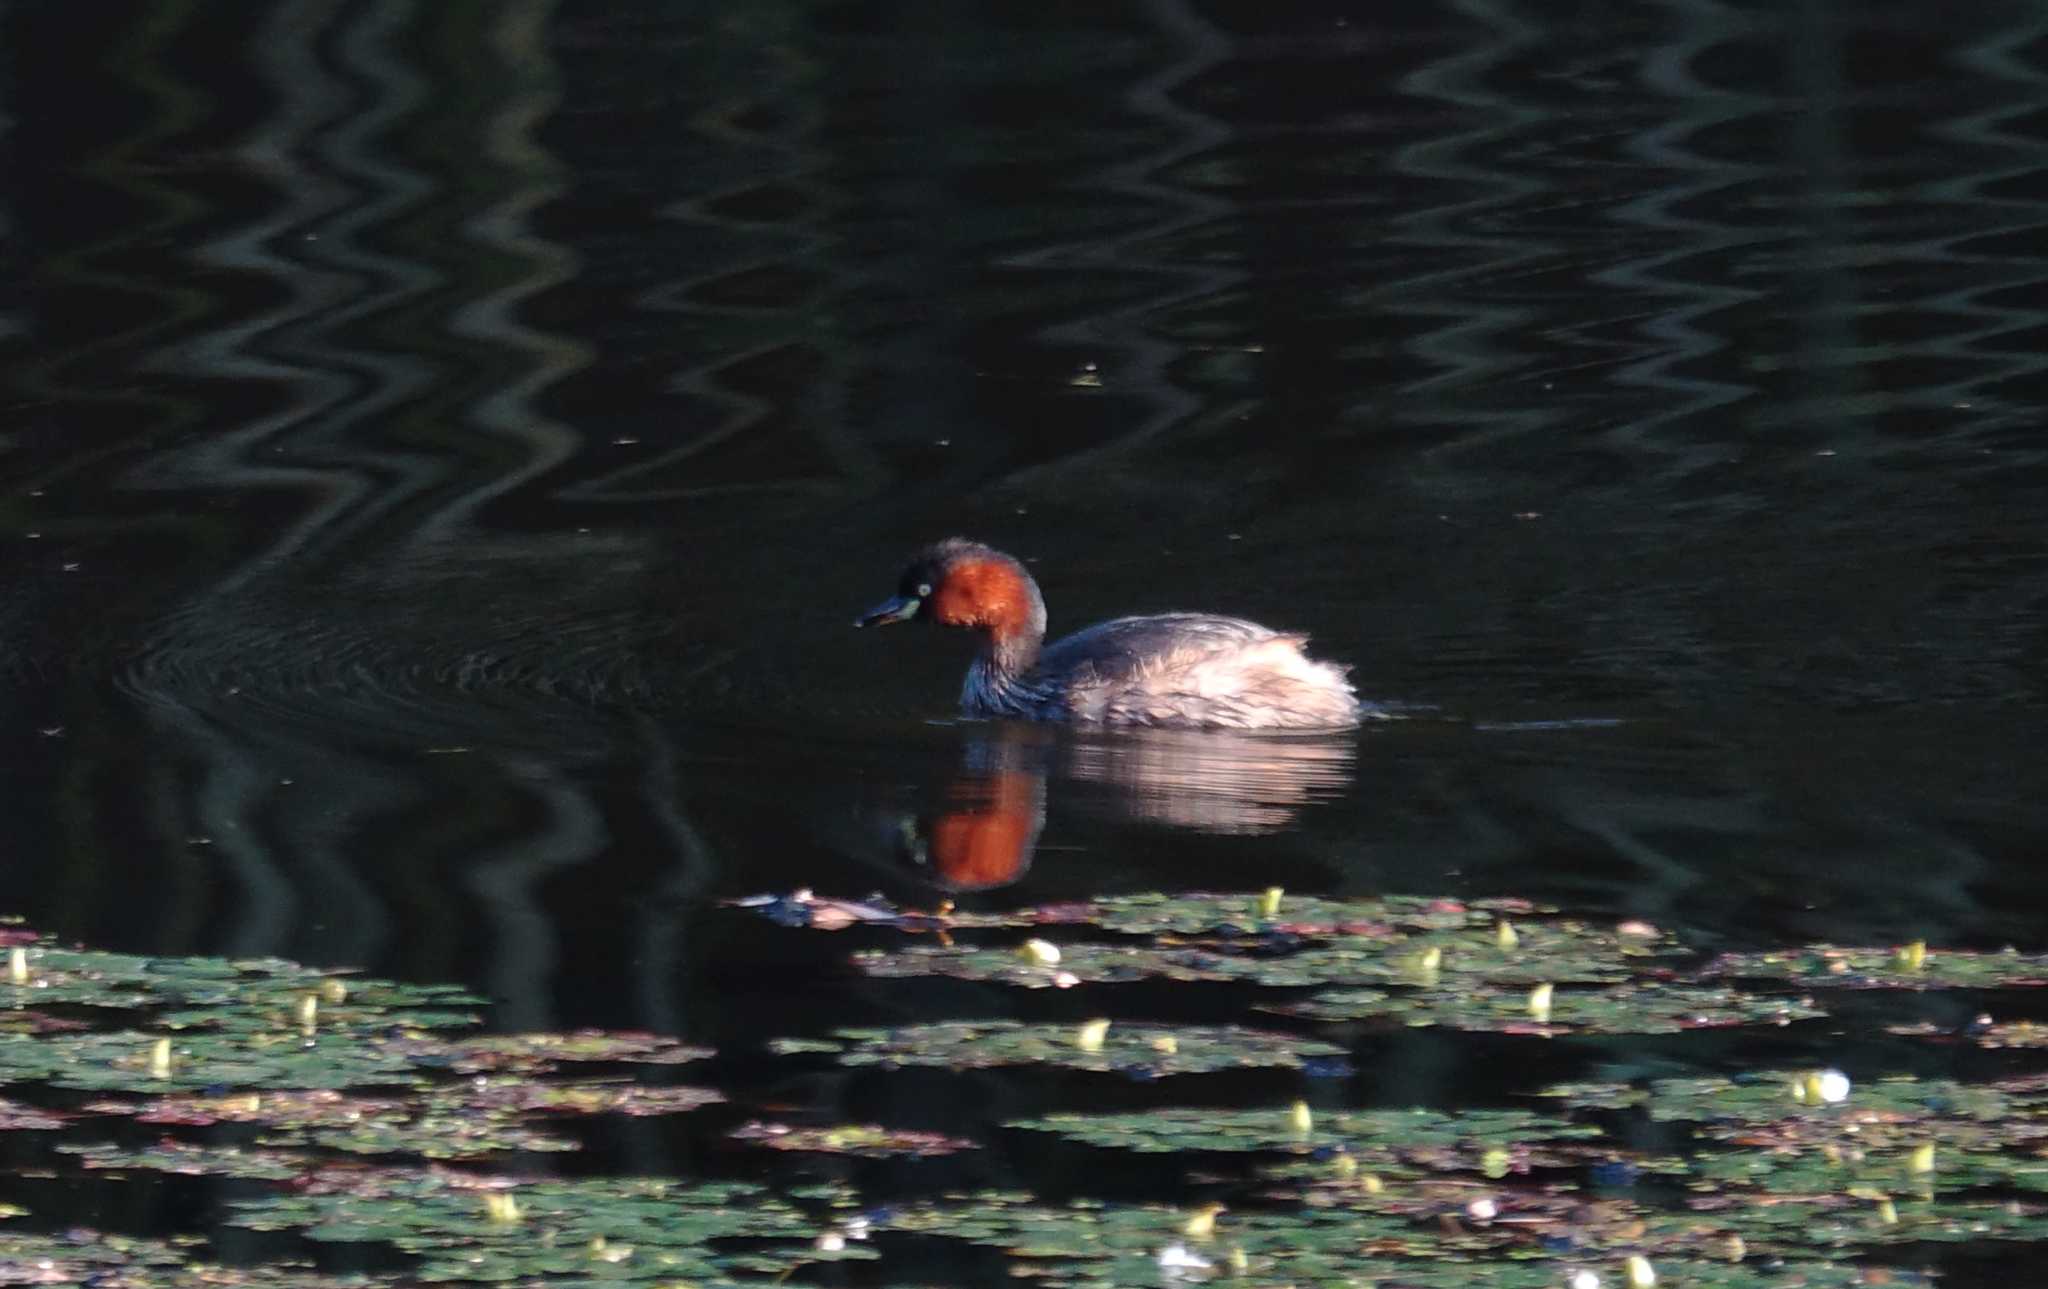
8;944;484;1015
855;926;1663;991
378;1029;715;1073
0;1095;67;1129
1280;981;1824;1034
813;1020;1346;1076
730;1119;981;1157
1014;891;1548;938
63;1138;312;1182
874;1191;1926;1288
1008;1104;1605;1162
0;1027;447;1092
1889;1015;2048;1048
746;889;1681;991
736;889;1578;937
0;1224;382;1287
68;1079;724;1159
1549;1071;2047;1126
1699;945;2048;990
229;1172;846;1282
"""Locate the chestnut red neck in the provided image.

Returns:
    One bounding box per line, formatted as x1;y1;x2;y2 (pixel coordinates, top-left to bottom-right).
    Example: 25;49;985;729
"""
931;553;1047;673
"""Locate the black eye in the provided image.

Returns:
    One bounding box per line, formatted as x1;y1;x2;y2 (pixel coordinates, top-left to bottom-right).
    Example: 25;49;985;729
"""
917;582;932;598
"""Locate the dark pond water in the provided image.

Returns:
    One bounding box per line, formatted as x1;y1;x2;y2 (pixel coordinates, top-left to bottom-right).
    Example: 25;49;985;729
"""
3;0;2047;1283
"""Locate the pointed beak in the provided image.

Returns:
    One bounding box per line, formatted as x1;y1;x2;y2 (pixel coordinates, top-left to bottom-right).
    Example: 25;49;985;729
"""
855;595;921;628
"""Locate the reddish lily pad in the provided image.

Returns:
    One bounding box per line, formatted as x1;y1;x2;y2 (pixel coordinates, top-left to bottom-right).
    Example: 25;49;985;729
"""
0;1096;67;1130
730;1120;981;1157
63;1139;310;1181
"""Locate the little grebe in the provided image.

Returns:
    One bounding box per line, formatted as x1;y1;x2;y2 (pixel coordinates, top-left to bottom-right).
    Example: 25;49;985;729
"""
856;539;1362;730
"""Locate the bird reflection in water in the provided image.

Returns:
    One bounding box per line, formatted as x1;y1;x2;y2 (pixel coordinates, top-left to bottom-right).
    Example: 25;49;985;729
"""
897;724;1358;891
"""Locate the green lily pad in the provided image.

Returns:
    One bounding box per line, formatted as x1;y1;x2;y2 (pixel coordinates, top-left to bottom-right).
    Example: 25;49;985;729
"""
855;924;1665;991
13;907;2048;1289
1889;1016;2048;1048
1550;1071;2046;1125
69;1078;724;1159
812;1020;1345;1075
1008;1104;1605;1162
1280;981;1824;1034
1018;891;1549;937
8;944;484;1014
732;889;1540;935
378;1029;716;1073
0;1027;441;1092
0;1224;382;1287
1699;945;2048;990
874;1190;1927;1287
751;889;1680;991
229;1173;845;1282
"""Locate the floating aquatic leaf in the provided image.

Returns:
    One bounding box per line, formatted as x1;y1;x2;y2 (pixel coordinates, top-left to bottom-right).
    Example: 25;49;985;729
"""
11;911;2048;1289
8;943;484;1015
1890;1015;2048;1048
730;1119;981;1157
70;1078;723;1159
819;1020;1345;1075
0;1225;386;1287
1035;891;1545;937
0;1010;95;1037
1281;981;1823;1034
875;1191;1929;1288
230;1173;839;1282
0;1027;439;1091
1552;1071;2047;1126
378;1029;715;1073
63;1139;311;1182
1009;1104;1605;1162
456;1079;725;1118
737;888;1680;954
731;888;1532;935
1543;1071;2048;1196
1699;945;2048;990
0;1095;67;1130
0;1021;711;1101
856;923;1665;991
1535;1080;1652;1111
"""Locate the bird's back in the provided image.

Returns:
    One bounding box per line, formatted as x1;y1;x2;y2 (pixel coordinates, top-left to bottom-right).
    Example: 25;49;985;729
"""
1030;613;1360;729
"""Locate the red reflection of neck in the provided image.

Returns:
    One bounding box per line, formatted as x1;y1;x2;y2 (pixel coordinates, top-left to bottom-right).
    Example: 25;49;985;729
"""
926;770;1038;891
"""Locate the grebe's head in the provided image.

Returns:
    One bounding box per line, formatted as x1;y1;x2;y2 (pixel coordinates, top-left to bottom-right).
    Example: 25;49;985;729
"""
855;539;1045;643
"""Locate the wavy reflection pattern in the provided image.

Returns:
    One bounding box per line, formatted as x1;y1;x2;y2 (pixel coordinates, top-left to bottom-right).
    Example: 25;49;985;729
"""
125;0;589;564
561;7;879;505
0;0;2042;1001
